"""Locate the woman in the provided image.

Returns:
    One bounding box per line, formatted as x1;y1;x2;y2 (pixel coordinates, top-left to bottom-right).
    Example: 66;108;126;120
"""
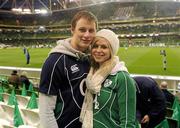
80;29;136;128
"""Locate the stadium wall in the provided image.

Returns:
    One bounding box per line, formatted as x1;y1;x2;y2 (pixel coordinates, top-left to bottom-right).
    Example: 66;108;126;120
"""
0;66;180;94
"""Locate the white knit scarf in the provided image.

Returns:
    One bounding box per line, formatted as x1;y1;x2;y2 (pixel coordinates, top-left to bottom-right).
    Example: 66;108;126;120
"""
80;56;118;128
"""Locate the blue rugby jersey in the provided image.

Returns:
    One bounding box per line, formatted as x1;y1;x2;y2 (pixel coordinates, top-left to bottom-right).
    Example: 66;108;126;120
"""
39;53;90;128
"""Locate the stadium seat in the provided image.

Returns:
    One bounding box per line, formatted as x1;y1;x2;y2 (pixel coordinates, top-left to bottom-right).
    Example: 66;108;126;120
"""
0;122;14;128
0;102;6;119
21;108;40;127
0;79;9;92
0;118;11;127
0;93;3;102
14;89;22;95
0;103;25;127
27;92;38;109
0;85;4;94
0;104;14;124
18;125;37;128
16;95;30;108
2;93;10;104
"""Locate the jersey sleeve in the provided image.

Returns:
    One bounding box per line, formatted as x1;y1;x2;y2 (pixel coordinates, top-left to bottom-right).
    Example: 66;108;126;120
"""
39;53;64;95
117;72;136;128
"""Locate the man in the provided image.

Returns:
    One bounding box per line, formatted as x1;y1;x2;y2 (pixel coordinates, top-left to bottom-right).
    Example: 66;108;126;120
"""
160;81;175;106
8;70;20;89
133;76;166;128
25;49;30;64
39;11;98;128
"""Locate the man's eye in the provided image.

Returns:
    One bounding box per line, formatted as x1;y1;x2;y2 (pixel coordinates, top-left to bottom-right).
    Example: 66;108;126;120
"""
89;29;95;33
79;28;86;32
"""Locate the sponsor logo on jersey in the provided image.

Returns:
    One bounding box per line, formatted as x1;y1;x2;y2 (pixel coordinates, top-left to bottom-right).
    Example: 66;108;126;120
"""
71;64;79;73
103;79;112;87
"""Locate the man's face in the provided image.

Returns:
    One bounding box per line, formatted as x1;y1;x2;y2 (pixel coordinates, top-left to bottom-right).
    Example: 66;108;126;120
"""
71;18;96;52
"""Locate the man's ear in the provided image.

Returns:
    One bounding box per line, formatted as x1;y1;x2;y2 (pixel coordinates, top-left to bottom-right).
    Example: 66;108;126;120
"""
71;26;74;35
71;30;73;35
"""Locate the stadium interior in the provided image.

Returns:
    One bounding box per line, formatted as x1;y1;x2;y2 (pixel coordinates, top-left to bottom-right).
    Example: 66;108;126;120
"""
0;0;180;127
0;0;179;47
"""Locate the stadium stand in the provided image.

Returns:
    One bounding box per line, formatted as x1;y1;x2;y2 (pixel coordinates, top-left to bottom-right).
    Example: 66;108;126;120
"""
0;0;180;127
0;1;179;46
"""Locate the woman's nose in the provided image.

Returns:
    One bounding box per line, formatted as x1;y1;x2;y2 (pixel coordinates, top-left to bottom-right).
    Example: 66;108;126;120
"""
96;46;102;51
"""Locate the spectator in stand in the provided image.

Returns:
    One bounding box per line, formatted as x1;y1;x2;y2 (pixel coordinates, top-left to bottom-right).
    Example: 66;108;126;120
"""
8;70;20;89
160;81;175;107
19;71;30;90
39;11;98;128
133;76;166;128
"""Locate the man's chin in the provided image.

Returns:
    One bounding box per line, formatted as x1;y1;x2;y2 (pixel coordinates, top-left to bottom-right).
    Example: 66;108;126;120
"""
82;41;91;44
81;42;91;47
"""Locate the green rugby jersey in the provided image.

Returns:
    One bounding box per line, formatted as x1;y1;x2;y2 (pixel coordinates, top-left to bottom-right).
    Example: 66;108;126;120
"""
93;71;136;128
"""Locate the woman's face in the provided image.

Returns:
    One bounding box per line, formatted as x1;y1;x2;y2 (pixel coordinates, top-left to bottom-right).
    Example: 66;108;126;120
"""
91;37;111;65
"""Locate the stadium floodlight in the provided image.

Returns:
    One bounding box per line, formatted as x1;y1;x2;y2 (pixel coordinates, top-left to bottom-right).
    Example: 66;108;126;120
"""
34;9;48;14
137;34;142;37
35;9;41;14
120;35;125;37
12;8;31;14
39;26;46;32
23;9;31;12
40;9;48;14
12;8;22;12
149;33;154;37
154;33;159;36
132;34;135;37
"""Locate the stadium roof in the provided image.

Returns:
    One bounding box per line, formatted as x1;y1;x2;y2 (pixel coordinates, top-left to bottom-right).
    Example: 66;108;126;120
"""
0;0;179;14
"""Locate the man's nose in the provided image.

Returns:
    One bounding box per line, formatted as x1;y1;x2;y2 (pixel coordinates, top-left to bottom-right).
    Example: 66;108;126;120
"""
84;31;90;37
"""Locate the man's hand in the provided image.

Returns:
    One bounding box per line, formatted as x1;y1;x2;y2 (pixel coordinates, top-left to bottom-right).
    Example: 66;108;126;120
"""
141;115;150;124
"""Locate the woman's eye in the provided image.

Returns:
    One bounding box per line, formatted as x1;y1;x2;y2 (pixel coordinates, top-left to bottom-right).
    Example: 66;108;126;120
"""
101;45;107;49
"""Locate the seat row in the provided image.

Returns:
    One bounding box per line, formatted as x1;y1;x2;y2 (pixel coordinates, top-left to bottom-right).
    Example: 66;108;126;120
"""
0;103;40;128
